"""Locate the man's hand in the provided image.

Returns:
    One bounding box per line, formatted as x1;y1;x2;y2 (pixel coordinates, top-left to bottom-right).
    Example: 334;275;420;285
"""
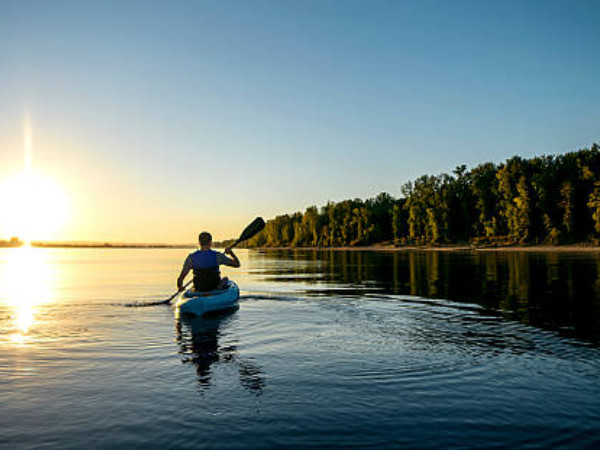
223;247;241;267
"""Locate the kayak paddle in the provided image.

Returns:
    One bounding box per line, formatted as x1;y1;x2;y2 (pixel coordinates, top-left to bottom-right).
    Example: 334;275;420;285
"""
228;217;266;249
126;279;193;307
165;280;193;303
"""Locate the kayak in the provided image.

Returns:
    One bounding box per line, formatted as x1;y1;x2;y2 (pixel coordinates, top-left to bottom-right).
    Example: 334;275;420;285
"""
175;280;240;316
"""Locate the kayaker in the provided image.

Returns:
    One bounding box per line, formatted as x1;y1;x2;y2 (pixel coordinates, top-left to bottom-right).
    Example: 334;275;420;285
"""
177;232;240;292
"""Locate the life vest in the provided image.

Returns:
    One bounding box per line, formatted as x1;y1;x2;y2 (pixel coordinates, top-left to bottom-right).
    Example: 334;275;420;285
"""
190;250;221;292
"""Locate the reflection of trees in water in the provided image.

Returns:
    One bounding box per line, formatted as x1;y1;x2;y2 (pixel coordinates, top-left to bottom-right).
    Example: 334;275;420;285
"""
175;315;265;395
251;249;600;341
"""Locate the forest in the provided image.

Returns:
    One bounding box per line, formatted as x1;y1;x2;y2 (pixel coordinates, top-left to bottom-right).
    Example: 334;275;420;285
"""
239;144;600;248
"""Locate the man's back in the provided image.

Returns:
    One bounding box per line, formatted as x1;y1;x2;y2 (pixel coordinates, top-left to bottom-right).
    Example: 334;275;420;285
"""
177;233;240;293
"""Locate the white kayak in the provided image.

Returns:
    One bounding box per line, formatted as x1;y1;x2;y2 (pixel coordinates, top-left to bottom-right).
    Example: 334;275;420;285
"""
175;280;240;316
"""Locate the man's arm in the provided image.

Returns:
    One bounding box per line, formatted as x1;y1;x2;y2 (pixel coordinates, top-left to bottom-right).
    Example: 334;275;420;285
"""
222;247;241;268
177;256;192;291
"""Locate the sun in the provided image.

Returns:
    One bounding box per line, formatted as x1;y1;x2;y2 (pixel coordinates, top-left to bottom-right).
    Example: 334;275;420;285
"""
0;171;69;243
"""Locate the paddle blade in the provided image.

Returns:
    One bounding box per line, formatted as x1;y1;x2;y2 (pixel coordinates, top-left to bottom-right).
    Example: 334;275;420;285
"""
236;217;265;244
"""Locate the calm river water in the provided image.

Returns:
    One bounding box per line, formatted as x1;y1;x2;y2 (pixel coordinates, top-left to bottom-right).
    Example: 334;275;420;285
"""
1;247;600;449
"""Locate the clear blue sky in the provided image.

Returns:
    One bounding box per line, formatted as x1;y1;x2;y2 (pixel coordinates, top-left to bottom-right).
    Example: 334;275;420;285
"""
1;0;599;242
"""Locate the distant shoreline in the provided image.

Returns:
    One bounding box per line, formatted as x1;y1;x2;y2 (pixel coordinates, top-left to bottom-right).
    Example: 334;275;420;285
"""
1;243;598;252
247;244;600;253
0;242;195;249
34;243;196;249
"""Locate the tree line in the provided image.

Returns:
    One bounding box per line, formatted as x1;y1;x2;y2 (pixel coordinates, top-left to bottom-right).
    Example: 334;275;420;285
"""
237;144;600;247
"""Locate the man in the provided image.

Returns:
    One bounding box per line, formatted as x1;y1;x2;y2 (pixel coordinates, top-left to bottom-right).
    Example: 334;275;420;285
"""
177;232;240;292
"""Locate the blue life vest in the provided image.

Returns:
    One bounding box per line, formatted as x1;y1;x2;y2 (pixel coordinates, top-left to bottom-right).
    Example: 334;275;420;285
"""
190;249;220;273
190;250;221;292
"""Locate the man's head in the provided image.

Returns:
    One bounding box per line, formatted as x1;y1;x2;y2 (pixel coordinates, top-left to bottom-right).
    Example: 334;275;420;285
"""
198;232;212;248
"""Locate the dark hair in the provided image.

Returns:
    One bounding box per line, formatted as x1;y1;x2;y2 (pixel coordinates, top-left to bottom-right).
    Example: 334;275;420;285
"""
198;232;212;246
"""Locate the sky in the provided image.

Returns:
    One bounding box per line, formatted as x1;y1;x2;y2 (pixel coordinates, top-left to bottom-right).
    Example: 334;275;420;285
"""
0;0;599;243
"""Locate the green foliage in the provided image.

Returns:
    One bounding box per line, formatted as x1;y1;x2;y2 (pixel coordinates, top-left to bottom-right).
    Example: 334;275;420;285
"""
391;200;407;242
561;182;575;238
470;162;501;237
588;181;600;235
242;144;600;247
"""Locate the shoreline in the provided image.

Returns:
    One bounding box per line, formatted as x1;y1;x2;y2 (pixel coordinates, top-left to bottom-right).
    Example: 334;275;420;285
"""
0;243;195;249
248;244;600;253
1;243;598;253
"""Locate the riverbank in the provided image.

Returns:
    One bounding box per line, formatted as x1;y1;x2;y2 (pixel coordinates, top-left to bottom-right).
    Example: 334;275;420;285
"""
3;242;598;252
249;244;600;253
31;242;195;249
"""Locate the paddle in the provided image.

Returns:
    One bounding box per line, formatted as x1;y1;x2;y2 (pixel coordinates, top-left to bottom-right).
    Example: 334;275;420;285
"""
165;280;193;303
134;217;266;307
228;217;266;250
126;279;193;307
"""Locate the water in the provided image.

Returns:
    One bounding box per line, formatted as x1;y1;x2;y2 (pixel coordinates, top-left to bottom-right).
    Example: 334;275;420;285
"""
1;247;600;449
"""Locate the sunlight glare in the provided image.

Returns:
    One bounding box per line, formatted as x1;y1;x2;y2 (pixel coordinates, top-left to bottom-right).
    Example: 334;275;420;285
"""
0;246;55;344
0;172;69;243
0;115;70;243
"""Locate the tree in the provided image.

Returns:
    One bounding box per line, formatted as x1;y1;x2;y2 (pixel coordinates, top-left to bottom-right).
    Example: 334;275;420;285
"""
392;199;407;242
470;162;501;237
588;181;600;236
560;181;575;239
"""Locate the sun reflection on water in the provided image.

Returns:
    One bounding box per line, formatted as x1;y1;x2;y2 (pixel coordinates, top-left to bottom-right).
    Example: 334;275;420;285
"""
0;246;55;344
